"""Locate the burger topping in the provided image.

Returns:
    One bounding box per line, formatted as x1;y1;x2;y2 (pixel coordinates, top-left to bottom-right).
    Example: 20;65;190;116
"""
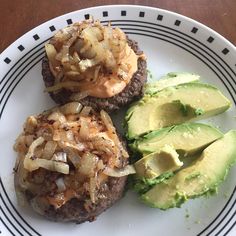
14;102;129;207
45;20;145;98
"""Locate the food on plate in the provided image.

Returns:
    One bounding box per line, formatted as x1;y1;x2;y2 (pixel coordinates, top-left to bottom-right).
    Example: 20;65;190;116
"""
42;19;147;112
145;72;200;94
126;73;235;209
131;122;223;194
13;102;131;223
125;82;231;139
134;145;183;179
131;123;223;156
141;131;236;209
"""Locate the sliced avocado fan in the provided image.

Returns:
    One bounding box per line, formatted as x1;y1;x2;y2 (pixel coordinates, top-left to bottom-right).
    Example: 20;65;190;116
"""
141;130;236;209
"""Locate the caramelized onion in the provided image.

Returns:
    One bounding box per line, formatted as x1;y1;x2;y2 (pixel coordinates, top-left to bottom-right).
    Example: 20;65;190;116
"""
42;141;57;159
57;33;78;64
14;135;33;153
45;43;57;66
25;158;69;174
78;58;97;72
80;106;92;116
47;111;66;123
89;176;97;203
79;152;98;177
79;118;89;140
59;102;82;114
25;135;34;147
70;91;89;101
52;152;67;163
93;65;101;81
17;156;30;190
100;110;129;160
67;150;81;168
23;137;69;174
45;81;82;92
58;141;85;152
91;136;115;156
55;177;66;192
103;165;136;177
24;116;38;134
24;137;45;161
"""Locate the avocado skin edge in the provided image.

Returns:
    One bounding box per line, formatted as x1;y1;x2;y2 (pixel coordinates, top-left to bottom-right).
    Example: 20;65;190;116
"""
144;72;200;95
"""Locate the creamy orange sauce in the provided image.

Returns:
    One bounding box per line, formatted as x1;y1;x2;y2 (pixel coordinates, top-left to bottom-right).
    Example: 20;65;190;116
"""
79;45;139;98
48;44;140;98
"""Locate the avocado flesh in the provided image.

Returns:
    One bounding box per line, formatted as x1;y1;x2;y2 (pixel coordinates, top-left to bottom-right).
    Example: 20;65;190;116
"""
145;72;200;94
134;145;183;179
141;130;236;209
126;83;231;139
133;123;223;156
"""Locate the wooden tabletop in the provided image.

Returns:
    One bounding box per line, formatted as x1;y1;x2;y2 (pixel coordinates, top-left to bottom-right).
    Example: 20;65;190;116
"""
0;0;235;53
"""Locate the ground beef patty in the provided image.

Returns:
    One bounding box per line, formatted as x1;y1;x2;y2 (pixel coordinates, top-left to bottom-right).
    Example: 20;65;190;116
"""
14;103;130;223
19;175;127;223
15;158;127;223
42;38;147;112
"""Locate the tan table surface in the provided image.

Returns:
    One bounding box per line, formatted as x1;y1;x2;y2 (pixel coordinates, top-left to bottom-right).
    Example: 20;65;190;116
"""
0;0;235;53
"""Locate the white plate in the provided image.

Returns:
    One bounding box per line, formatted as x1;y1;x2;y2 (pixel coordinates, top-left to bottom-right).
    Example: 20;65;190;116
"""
0;5;235;236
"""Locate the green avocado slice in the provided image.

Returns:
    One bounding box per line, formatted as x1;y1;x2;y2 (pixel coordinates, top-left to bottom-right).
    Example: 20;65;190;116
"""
132;123;223;156
125;83;231;139
134;145;183;179
145;72;200;94
141;130;236;209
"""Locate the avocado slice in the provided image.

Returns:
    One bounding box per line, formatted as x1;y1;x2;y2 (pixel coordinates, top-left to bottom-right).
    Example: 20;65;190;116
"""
133;172;174;195
141;130;236;209
145;72;200;94
134;145;183;179
125;83;231;139
132;123;223;156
